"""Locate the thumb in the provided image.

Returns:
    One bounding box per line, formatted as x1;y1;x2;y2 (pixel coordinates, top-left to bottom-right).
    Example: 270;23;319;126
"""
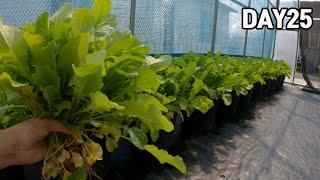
41;119;73;136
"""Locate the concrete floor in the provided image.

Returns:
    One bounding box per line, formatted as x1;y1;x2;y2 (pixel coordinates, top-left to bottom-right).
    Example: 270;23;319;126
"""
145;85;320;180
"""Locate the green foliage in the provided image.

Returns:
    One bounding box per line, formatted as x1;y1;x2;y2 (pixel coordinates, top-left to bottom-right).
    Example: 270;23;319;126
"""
144;145;187;174
0;0;184;179
0;0;291;178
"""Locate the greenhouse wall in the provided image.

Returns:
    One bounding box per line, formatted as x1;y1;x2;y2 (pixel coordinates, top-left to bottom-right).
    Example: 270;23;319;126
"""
0;0;276;58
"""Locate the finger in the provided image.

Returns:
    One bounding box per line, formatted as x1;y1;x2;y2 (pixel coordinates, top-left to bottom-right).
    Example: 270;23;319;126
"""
13;141;48;165
42;119;73;136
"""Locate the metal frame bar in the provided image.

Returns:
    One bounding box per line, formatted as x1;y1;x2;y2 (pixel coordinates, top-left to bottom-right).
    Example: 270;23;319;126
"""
211;0;220;55
271;0;280;59
293;0;301;84
243;0;252;57
128;0;276;57
129;0;136;35
230;0;248;7
261;1;270;58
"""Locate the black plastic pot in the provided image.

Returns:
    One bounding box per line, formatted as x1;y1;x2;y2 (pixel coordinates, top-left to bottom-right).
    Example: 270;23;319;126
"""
276;74;285;90
237;89;253;116
262;79;271;97
217;91;240;123
129;114;185;173
252;82;263;100
269;79;278;93
201;101;220;131
0;166;25;180
182;100;220;137
156;113;184;154
92;138;111;179
24;162;42;180
110;139;135;171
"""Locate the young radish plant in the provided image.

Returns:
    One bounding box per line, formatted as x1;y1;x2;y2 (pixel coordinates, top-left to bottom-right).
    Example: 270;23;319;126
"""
0;0;186;179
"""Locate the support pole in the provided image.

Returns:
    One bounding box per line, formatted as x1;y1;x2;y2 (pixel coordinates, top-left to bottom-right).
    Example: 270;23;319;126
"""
129;0;136;35
211;0;220;55
243;0;252;57
261;1;270;58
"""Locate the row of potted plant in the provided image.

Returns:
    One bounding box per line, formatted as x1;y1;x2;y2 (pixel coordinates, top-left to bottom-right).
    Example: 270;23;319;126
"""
0;0;291;179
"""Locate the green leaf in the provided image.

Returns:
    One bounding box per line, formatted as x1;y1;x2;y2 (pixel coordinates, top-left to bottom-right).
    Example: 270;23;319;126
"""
0;90;7;106
123;94;173;132
135;68;160;93
51;3;73;22
146;55;172;72
0;73;27;90
150;130;159;143
144;145;187;174
86;50;106;75
106;31;150;57
71;8;94;37
54;101;71;116
70;64;103;98
34;12;49;37
106;137;118;152
88;92;124;112
90;0;112;26
189;79;208;99
222;93;232;106
67;165;88;180
190;96;213;114
58;34;90;80
32;65;60;103
124;126;148;149
0;22;31;78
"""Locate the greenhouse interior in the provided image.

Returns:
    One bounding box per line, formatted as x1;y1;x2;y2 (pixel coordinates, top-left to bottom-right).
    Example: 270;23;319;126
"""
0;0;319;179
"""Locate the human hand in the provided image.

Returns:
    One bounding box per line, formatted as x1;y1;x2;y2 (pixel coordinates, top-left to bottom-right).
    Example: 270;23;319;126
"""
0;118;72;169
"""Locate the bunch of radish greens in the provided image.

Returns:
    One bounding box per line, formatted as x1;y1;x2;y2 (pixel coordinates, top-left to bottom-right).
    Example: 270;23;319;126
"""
0;0;186;179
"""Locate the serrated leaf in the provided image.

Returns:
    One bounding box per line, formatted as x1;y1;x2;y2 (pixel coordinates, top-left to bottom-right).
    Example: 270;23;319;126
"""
135;68;160;93
190;79;208;99
70;64;103;98
144;145;187;174
191;96;213;114
123;94;173;132
88;92;124;112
